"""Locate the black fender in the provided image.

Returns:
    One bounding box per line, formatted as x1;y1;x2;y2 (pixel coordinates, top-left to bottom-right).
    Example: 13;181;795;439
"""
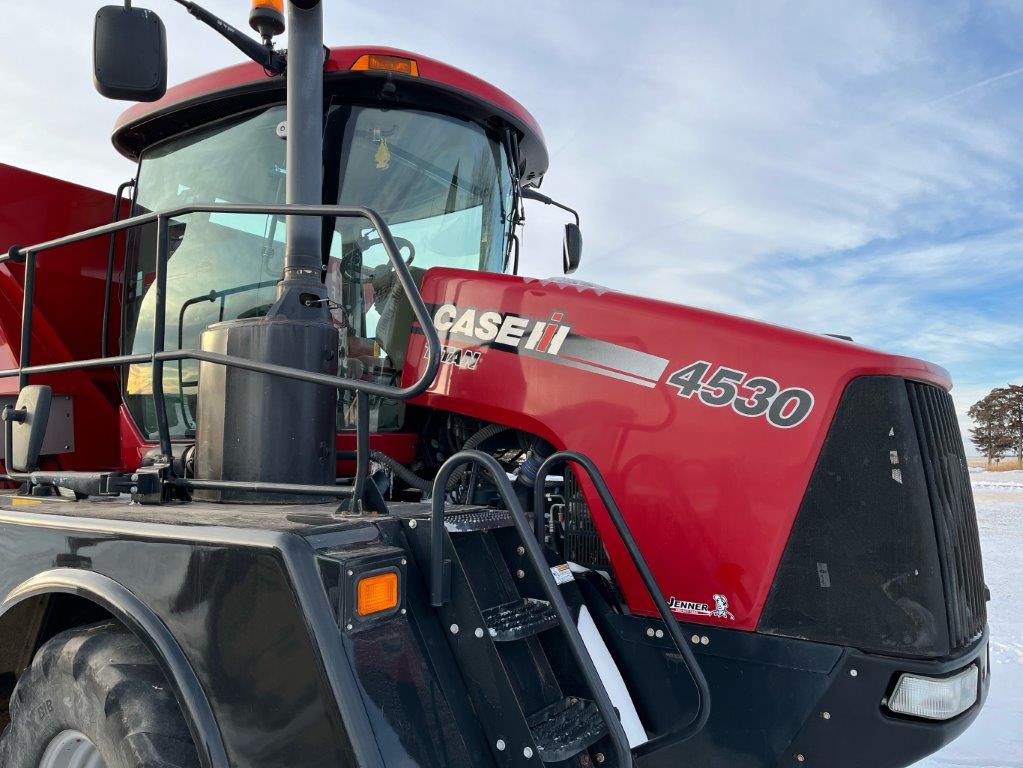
0;568;230;768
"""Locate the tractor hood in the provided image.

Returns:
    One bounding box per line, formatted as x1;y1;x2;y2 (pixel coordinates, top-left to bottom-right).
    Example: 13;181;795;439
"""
402;268;952;633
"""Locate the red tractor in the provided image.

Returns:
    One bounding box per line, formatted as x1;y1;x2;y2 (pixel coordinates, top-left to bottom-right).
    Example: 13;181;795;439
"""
0;2;988;767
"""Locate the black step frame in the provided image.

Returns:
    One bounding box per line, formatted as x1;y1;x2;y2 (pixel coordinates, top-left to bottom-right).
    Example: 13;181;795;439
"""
430;450;633;767
534;451;711;752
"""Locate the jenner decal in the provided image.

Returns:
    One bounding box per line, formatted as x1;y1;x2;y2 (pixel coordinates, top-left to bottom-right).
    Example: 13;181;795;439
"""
668;594;735;621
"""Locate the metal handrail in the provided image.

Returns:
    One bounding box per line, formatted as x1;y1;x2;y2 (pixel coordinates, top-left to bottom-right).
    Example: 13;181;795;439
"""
430;450;633;768
0;202;441;453
101;178;135;359
534;450;711;750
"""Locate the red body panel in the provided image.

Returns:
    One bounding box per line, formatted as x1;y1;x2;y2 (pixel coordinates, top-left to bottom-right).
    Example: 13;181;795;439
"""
0;164;126;471
113;45;545;160
403;269;950;630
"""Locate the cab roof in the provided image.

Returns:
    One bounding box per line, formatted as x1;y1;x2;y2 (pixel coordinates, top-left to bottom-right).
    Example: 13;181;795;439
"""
113;45;548;183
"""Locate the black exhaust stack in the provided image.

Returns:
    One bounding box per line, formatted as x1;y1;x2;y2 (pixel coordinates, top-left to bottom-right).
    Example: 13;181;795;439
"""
194;1;337;503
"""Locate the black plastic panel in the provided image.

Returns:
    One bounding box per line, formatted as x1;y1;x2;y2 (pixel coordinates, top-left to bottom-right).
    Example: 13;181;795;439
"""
759;376;951;657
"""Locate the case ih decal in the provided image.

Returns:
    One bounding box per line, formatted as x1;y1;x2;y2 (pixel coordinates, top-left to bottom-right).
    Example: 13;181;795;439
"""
666;360;815;429
434;304;573;355
431;303;670;388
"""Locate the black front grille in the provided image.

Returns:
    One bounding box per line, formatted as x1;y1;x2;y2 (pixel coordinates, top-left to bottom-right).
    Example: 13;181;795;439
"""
907;381;987;650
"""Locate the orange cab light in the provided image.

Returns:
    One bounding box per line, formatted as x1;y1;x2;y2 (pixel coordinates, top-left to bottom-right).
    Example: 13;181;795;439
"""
357;572;400;616
351;54;420;77
250;0;285;38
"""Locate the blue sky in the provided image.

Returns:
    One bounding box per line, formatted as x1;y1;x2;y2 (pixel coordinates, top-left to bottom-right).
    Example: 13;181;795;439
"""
3;1;1022;449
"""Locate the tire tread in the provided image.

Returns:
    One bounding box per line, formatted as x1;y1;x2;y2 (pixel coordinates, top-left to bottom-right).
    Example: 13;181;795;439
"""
0;620;199;768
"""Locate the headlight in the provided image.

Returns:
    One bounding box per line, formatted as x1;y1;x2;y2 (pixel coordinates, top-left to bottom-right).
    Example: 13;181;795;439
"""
886;664;979;721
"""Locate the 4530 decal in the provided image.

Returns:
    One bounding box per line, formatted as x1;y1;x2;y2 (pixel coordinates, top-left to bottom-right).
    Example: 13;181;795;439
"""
665;360;814;429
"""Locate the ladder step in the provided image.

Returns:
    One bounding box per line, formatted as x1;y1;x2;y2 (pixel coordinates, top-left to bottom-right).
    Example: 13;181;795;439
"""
482;598;559;642
444;508;515;533
527;697;609;763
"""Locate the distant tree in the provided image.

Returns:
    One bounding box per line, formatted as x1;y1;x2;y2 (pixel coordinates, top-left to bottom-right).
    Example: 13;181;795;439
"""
968;389;1013;465
1003;384;1023;465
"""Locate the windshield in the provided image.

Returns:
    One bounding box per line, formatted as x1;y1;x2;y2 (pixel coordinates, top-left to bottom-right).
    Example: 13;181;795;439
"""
122;103;513;440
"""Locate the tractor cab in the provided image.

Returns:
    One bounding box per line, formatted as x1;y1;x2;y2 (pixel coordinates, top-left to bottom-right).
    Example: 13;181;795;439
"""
115;48;553;440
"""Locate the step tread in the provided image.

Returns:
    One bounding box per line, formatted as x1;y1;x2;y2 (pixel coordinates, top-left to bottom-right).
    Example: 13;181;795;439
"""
527;697;608;763
444;508;515;533
482;598;560;641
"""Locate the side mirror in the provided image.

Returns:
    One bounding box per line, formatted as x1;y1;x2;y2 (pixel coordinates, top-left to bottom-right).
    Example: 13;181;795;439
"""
93;4;168;102
563;223;582;274
518;186;582;275
2;385;52;474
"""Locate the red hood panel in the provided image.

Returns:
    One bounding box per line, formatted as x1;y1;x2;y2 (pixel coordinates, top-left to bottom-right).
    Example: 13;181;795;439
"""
404;268;950;630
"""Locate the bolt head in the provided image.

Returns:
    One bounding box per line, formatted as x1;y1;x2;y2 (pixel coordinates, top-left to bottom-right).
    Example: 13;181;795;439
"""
516;546;525;556
495;739;506;751
850;669;858;677
474;627;484;638
523;747;534;759
646;628;656;637
691;634;701;644
408;519;418;529
595;754;605;764
796;754;805;763
821;711;831;720
450;624;459;634
347;570;354;577
700;636;710;645
401;558;407;566
655;629;664;638
346;624;353;631
516;569;526;579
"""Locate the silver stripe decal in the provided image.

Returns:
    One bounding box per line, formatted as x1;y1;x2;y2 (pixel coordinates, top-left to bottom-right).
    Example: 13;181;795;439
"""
557;336;669;382
432;329;663;388
519;348;658;388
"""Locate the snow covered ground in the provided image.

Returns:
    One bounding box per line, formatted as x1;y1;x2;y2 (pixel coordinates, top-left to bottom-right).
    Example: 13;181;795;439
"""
913;470;1023;768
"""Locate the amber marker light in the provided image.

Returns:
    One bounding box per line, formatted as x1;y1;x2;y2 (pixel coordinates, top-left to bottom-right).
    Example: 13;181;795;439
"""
351;54;420;77
357;571;400;616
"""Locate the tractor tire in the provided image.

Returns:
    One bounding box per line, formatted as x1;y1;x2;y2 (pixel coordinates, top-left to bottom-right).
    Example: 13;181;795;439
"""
0;620;199;768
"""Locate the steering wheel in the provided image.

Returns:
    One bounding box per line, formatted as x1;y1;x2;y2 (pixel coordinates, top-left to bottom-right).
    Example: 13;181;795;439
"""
359;234;416;266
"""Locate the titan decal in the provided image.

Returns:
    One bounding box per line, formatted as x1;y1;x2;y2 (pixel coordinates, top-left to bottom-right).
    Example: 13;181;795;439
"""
438;344;481;371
